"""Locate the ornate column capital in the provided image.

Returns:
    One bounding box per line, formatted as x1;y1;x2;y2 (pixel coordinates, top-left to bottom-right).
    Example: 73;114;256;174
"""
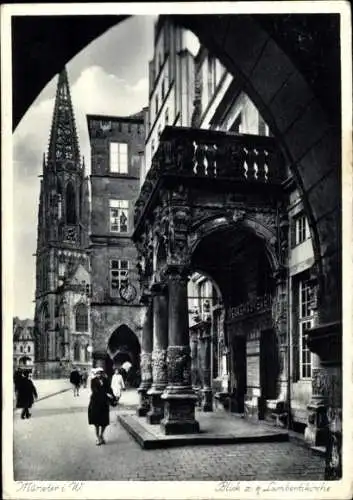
163;264;190;285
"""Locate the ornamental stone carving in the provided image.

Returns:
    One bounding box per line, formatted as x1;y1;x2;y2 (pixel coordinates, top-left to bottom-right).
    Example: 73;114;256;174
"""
167;346;191;386
312;368;330;399
152;349;168;385
140;351;152;383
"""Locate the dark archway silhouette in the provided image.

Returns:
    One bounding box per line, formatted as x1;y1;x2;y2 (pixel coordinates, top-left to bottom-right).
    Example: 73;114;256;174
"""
66;182;76;224
107;325;141;387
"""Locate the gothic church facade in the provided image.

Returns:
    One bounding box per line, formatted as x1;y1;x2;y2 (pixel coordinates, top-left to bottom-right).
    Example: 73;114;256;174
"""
34;68;92;379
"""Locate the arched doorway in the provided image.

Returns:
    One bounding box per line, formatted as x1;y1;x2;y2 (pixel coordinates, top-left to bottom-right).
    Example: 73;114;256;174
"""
191;221;280;414
107;325;141;387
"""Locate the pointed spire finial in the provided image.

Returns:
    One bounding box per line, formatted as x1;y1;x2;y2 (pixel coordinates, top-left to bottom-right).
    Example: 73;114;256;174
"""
47;66;80;164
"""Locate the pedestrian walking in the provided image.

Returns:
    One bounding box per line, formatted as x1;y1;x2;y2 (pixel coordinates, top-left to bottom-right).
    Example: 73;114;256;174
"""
81;368;88;388
14;367;23;394
88;367;117;446
70;367;81;396
16;369;38;419
111;368;125;405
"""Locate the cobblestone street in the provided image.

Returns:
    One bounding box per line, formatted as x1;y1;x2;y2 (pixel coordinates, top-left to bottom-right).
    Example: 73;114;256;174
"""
14;388;325;481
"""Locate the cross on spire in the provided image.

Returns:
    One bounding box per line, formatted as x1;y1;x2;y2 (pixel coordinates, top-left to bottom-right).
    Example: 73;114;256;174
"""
47;67;80;164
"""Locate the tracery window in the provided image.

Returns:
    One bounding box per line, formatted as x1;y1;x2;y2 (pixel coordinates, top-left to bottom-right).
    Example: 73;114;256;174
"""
66;182;76;224
75;303;88;332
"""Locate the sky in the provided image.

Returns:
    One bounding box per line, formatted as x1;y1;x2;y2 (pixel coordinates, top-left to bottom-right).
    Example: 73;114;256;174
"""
13;16;158;319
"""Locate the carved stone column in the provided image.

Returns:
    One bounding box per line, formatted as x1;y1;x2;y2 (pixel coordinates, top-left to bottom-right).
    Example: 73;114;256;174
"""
304;366;329;446
190;330;199;389
147;283;168;424
200;325;213;412
137;297;153;417
160;266;200;435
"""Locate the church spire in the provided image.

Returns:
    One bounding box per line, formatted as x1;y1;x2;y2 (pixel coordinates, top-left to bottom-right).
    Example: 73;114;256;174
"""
47;66;80;164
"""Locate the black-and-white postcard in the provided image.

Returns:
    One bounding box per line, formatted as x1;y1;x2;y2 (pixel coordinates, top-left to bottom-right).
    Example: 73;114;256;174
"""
2;2;352;499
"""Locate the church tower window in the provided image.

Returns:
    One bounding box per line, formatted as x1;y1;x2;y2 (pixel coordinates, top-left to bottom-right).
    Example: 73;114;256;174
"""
75;303;88;332
66;182;76;224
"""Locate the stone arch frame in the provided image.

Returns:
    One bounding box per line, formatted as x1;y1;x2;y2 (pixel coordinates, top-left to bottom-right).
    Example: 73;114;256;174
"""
106;324;141;381
189;213;281;276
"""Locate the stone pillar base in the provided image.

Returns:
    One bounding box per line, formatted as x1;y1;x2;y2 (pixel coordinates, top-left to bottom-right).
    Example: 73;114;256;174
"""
147;387;165;425
201;388;213;412
160;390;200;435
137;386;151;417
304;402;328;447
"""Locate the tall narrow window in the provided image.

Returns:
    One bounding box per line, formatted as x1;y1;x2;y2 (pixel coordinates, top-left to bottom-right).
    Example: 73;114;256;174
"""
75;303;88;332
74;342;80;361
110;260;129;296
299;278;314;379
110;200;129;233
294;213;310;246
110;142;128;174
66;182;76;224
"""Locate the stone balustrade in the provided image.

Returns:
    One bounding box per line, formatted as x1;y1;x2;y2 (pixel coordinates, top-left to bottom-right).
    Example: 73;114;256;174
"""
134;126;284;227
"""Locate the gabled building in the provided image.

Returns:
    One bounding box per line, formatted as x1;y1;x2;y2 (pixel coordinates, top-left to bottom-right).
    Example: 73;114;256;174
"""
33;67;92;379
13;318;35;369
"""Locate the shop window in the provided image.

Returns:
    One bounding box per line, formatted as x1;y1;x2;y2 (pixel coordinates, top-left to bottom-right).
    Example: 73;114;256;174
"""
110;260;129;296
109;200;129;233
299;278;314;379
75;303;88;332
109;142;128;174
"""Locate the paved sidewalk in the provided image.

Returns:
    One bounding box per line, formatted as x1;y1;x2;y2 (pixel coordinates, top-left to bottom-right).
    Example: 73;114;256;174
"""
119;410;288;449
14;379;72;406
13;389;325;481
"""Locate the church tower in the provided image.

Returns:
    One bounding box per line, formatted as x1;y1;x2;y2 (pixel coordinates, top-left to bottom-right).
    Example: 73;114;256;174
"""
34;67;92;378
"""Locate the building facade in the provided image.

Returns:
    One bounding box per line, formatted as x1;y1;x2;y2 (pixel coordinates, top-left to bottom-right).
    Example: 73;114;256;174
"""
13;318;35;369
34;68;92;379
134;26;325;446
87;114;145;381
189;46;318;430
141;15;198;184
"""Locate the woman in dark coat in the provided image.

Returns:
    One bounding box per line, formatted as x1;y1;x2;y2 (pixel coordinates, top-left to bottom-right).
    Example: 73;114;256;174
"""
88;368;116;445
16;370;38;419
